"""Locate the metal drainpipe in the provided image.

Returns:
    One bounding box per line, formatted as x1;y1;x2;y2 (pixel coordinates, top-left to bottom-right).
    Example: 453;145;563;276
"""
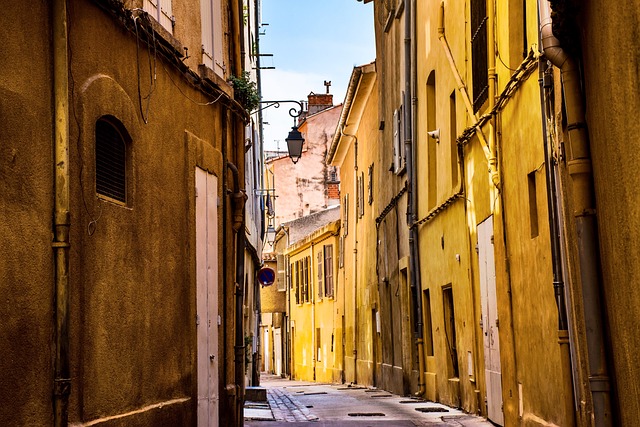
487;0;500;191
437;2;491;162
231;0;242;75
254;0;265;239
228;161;247;427
340;126;358;384
311;242;316;381
538;1;612;425
538;57;576;427
53;0;71;425
404;0;425;397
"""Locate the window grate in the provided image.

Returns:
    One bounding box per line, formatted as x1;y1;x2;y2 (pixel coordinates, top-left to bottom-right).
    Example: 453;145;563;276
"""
96;119;126;203
471;0;488;112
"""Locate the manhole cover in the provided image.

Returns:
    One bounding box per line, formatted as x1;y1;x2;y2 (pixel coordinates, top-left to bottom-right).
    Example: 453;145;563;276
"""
348;413;386;417
415;407;449;413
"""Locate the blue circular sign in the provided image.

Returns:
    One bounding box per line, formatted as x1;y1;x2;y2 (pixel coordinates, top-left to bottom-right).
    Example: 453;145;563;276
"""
258;267;276;286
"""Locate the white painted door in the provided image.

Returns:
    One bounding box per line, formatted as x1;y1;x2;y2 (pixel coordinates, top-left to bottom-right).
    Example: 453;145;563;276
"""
264;328;270;373
196;168;219;427
274;328;282;376
478;216;503;426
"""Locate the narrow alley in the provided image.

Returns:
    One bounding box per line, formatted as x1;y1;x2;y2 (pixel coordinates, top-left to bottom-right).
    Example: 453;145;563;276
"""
244;375;492;426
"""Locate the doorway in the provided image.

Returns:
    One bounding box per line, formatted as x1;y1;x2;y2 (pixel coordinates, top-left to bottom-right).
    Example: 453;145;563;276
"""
195;168;219;427
478;216;504;426
274;328;282;376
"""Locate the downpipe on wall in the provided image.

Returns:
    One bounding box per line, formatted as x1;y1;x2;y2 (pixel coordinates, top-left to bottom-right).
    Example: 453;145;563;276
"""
405;0;425;398
538;38;577;427
538;1;612;425
53;0;71;425
228;161;247;427
340;125;359;384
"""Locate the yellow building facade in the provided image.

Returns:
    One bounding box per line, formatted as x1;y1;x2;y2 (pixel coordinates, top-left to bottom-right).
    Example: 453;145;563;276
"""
287;221;343;383
411;0;573;425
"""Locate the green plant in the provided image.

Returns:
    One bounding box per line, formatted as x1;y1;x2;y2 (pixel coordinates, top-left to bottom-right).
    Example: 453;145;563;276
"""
230;71;260;112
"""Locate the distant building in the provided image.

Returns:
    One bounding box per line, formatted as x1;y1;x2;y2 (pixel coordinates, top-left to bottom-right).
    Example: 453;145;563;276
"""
264;90;342;230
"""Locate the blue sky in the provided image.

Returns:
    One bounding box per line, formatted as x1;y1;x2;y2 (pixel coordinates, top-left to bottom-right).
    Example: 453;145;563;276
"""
258;0;375;151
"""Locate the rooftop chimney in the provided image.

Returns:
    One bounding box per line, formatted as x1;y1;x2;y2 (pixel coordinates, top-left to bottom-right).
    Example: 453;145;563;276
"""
307;84;333;115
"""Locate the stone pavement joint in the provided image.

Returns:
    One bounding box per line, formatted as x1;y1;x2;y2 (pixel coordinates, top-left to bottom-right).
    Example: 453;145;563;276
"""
267;387;319;422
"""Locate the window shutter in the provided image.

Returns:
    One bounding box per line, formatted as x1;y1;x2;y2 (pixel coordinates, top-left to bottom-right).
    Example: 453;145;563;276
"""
201;0;214;69
393;109;400;173
303;257;309;303
471;0;488;112
317;251;324;299
368;164;374;205
159;0;173;32
343;194;349;236
144;0;173;34
144;0;158;19
96;119;127;203
294;261;300;304
277;255;286;291
212;0;225;76
324;245;334;297
358;172;365;218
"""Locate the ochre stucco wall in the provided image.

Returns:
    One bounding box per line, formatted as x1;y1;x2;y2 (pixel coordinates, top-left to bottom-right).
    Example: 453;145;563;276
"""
579;1;640;424
0;1;245;425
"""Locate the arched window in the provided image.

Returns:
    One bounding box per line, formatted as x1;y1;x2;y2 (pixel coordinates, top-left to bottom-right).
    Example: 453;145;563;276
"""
95;117;129;204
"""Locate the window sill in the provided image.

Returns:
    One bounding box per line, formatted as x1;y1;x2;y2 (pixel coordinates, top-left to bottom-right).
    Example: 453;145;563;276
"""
199;65;233;99
133;9;184;61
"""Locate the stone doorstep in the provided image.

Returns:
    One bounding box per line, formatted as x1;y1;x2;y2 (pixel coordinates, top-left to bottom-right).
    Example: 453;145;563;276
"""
245;386;267;402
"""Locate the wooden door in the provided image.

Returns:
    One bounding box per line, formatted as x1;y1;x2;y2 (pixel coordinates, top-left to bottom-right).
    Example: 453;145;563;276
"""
196;168;219;427
478;216;503;425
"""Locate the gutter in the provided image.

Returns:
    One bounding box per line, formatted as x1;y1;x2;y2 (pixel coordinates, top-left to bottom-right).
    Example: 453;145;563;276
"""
538;1;612;425
326;66;364;165
53;0;71;425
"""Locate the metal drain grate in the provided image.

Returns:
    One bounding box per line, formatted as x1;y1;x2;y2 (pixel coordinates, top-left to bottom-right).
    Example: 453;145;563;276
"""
415;407;449;413
348;412;386;417
399;400;426;404
370;394;393;398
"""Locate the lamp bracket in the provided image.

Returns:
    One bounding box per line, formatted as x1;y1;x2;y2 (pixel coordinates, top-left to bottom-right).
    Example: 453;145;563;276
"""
255;100;305;118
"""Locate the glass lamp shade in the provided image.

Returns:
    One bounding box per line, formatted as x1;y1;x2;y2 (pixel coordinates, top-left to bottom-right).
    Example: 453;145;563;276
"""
285;126;305;164
265;225;277;246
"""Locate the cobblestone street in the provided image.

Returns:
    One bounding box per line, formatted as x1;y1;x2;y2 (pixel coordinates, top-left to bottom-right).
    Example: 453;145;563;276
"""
245;375;494;426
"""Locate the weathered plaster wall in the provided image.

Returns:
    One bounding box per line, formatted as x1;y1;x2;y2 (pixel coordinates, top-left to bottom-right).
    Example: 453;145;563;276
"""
580;1;640;424
0;1;244;425
0;3;54;425
269;105;341;227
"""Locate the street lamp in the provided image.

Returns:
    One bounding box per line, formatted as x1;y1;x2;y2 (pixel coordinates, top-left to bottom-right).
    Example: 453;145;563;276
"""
265;225;277;246
285;126;304;164
255;100;306;164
